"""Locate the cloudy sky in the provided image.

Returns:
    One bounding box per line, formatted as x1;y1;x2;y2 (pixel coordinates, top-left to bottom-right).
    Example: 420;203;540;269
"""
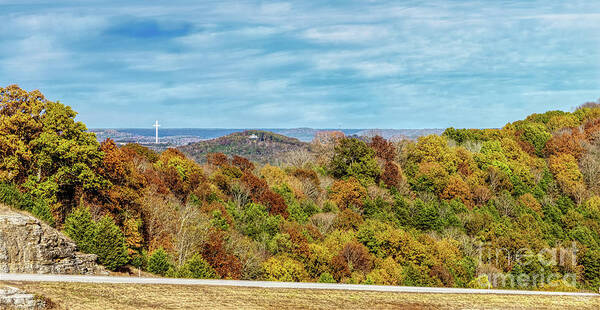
1;1;599;128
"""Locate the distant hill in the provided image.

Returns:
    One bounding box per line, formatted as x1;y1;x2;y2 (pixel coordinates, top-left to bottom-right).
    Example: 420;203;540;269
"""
90;128;445;146
354;129;445;141
177;128;447;164
179;130;311;164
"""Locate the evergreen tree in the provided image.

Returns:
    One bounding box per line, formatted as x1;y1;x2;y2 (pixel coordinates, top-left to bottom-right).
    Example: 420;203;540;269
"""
148;247;171;276
580;249;600;287
31;199;55;227
415;202;440;231
0;183;25;208
64;206;96;253
0;183;54;226
93;215;129;271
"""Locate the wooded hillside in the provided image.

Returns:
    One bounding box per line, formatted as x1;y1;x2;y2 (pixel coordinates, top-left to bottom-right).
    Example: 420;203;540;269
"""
1;84;599;291
179;130;310;164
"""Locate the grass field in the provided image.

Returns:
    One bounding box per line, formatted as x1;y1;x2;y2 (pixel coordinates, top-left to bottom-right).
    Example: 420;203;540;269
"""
2;281;599;310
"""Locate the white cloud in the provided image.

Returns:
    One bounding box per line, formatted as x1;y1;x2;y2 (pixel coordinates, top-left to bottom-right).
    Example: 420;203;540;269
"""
353;61;402;77
259;2;292;15
517;13;600;28
303;25;390;44
1;35;71;78
5;13;107;37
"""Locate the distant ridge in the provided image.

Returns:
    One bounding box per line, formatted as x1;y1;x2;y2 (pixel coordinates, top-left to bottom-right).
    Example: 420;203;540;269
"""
90;128;444;144
179;130;310;164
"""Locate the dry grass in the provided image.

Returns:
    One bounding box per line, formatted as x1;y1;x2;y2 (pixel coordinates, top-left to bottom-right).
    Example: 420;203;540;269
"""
3;281;599;310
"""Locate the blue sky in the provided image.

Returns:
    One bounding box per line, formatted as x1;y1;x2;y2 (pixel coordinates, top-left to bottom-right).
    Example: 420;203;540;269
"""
1;0;599;129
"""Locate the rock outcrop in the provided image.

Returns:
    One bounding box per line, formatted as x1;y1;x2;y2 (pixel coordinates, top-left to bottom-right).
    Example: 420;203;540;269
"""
0;206;105;275
0;286;46;309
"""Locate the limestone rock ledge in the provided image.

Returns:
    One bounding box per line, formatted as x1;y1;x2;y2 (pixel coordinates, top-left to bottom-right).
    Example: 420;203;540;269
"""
0;286;45;310
0;206;105;275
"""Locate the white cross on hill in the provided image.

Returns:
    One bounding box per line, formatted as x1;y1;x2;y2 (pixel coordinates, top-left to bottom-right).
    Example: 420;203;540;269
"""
153;120;160;144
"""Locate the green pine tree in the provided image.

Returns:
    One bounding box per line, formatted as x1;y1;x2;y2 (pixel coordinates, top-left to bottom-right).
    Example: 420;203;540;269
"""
31;199;55;227
148;247;171;276
93;215;129;271
64;206;96;253
415;202;440;231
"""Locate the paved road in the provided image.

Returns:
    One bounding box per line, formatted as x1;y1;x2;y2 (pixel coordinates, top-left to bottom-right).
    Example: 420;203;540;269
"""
1;273;598;296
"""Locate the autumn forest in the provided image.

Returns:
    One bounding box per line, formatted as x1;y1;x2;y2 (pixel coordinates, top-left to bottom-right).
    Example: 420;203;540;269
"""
1;85;600;291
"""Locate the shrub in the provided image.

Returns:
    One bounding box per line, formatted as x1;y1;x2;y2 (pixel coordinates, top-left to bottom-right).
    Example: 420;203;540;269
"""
93;215;129;271
468;275;492;289
539;279;578;292
318;272;336;283
148;247;171;276
176;254;217;279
